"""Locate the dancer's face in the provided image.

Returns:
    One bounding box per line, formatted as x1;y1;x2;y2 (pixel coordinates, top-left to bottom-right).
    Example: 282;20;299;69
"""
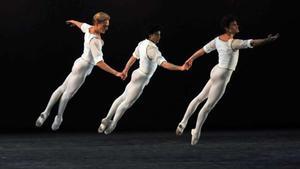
226;21;239;34
149;31;161;44
95;19;110;34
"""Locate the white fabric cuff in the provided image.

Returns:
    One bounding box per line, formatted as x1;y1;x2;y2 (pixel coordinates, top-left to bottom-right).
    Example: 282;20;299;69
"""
247;39;254;48
203;45;211;53
157;57;167;65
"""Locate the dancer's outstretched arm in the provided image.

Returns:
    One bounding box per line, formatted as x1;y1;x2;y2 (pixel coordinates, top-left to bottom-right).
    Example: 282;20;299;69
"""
187;48;206;62
160;61;189;71
122;56;137;79
96;61;125;80
89;39;125;80
146;45;189;71
231;33;280;50
250;33;280;47
184;48;206;68
66;20;83;29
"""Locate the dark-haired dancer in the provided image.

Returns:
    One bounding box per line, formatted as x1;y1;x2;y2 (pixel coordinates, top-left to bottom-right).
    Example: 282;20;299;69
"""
176;15;279;145
98;25;190;134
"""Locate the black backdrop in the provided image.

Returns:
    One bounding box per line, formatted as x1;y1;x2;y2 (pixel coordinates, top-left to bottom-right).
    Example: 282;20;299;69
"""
0;0;298;132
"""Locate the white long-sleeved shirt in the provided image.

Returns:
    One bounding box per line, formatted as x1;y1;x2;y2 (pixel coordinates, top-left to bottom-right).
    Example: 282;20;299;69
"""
132;39;166;77
80;23;104;65
203;37;253;70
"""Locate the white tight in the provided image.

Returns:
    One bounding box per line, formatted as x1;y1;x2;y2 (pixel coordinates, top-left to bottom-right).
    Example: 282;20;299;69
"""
180;65;233;133
105;69;150;128
42;58;93;118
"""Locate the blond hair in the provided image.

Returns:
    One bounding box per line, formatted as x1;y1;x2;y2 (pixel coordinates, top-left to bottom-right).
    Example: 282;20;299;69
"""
93;12;110;24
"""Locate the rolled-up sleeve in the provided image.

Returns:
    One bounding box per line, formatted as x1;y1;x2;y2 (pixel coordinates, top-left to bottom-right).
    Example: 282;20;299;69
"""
132;46;140;59
231;39;253;50
203;38;217;53
147;46;166;65
156;55;167;65
90;38;104;64
80;23;91;33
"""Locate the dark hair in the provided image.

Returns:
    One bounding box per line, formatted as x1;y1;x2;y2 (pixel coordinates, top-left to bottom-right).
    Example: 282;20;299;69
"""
145;24;162;38
220;14;237;30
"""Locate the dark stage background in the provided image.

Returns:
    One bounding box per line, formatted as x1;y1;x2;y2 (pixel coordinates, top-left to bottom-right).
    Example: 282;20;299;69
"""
0;0;298;132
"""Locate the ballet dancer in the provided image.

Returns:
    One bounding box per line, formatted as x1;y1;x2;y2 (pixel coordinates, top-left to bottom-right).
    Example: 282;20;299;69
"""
35;12;125;131
98;25;190;134
176;15;279;145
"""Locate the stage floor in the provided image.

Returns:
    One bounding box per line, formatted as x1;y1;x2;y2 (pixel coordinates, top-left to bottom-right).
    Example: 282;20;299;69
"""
1;129;299;169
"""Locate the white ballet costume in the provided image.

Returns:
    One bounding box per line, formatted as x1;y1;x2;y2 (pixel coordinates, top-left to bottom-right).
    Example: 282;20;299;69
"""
36;23;104;130
98;39;166;134
177;37;253;145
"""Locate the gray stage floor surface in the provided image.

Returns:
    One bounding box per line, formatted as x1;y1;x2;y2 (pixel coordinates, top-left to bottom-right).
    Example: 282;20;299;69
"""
1;129;300;169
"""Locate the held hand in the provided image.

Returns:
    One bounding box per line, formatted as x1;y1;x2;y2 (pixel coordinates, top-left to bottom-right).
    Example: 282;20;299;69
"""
185;61;192;70
116;72;126;80
180;62;190;71
121;70;128;80
121;72;127;80
184;59;193;69
179;65;185;71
